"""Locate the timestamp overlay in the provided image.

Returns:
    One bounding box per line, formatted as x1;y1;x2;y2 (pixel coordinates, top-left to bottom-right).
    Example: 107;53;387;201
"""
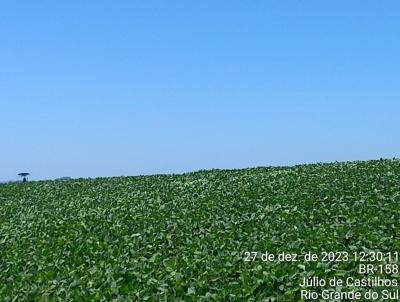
243;250;400;301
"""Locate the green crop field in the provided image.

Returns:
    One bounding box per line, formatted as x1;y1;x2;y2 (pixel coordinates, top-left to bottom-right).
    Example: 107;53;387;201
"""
1;159;399;301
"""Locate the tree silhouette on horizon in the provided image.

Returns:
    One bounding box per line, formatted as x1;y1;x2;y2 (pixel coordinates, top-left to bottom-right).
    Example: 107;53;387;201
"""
18;172;30;182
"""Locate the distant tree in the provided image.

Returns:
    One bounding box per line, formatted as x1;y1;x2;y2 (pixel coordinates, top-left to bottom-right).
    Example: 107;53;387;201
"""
18;172;30;182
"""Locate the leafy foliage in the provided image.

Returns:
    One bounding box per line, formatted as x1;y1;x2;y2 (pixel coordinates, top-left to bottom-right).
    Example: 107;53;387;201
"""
1;159;399;301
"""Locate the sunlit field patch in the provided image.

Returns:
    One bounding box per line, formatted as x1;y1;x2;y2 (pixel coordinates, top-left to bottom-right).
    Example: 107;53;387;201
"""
1;159;399;301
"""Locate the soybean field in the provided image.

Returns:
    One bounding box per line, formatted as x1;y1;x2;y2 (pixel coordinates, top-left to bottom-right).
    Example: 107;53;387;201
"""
1;159;400;301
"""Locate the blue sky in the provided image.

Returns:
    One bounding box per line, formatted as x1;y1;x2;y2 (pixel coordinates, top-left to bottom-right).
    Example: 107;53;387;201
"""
1;1;399;181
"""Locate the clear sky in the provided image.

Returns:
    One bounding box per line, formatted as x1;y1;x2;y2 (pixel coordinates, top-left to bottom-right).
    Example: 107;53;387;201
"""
1;1;399;181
